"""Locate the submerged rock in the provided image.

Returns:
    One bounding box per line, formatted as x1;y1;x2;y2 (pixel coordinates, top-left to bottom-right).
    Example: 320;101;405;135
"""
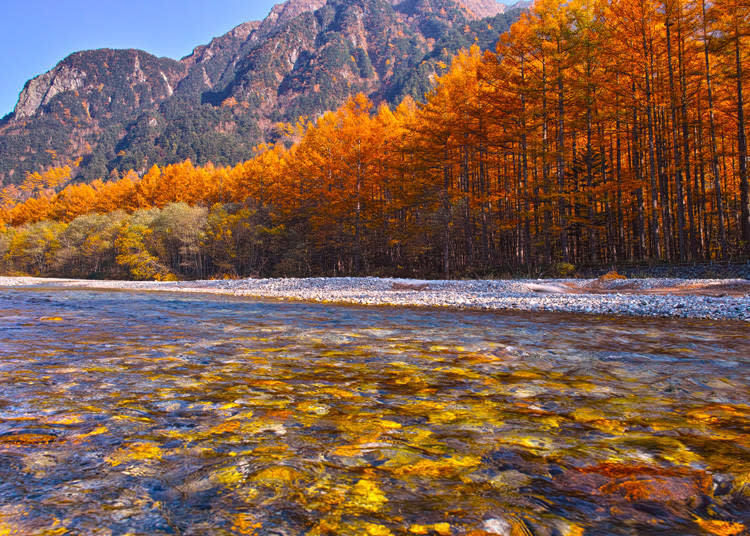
559;463;712;505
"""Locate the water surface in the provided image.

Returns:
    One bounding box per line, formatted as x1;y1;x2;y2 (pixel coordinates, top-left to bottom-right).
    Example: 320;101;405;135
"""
0;288;748;535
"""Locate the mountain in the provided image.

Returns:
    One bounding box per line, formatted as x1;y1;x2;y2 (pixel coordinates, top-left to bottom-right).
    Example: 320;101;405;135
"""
0;0;526;185
459;0;518;17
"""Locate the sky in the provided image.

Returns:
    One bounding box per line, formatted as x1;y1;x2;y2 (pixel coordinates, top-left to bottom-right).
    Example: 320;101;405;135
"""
0;0;280;116
1;0;518;118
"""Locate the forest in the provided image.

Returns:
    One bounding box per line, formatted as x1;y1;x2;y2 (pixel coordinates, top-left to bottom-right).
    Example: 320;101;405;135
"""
1;0;748;280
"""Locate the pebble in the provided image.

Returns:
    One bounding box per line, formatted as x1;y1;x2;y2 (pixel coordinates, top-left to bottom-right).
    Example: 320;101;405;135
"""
483;518;512;535
1;276;748;321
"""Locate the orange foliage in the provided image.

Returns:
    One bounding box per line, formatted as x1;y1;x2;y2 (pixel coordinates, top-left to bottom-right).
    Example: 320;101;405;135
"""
3;0;749;271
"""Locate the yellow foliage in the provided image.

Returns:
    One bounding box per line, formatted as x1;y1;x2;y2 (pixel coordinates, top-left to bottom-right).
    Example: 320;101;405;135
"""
598;271;627;281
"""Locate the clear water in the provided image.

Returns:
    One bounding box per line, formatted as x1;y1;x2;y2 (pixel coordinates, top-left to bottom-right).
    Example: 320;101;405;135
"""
0;287;748;536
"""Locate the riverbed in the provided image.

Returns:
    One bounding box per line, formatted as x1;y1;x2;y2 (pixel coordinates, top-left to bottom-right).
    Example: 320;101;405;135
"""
0;287;748;535
1;276;749;320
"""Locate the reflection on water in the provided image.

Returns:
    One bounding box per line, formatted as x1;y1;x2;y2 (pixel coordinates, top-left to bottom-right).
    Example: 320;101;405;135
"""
0;288;748;536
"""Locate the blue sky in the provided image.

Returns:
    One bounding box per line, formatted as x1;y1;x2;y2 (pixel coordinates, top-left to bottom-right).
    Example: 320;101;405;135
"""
1;0;517;117
1;0;280;116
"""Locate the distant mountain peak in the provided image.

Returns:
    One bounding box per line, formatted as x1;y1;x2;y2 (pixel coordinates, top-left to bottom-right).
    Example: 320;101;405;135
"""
181;21;261;68
264;0;328;28
459;0;531;18
1;0;526;185
13;49;185;120
457;0;508;18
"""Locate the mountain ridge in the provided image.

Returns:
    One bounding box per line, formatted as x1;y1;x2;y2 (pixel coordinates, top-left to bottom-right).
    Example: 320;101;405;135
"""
0;0;527;185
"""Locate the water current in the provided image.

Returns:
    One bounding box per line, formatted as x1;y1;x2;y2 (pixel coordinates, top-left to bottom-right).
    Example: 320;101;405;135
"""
0;287;748;535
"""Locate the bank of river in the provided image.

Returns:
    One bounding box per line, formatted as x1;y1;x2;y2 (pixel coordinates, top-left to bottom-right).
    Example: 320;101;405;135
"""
0;287;748;535
1;276;749;320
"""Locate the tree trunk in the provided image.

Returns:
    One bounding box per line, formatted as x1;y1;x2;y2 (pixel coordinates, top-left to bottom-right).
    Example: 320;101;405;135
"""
665;9;687;260
734;19;750;254
641;6;662;259
702;0;728;258
556;38;569;261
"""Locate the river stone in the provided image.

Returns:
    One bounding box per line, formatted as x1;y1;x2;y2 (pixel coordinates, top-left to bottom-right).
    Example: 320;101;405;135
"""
487;469;533;489
483;517;512;535
559;463;712;505
0;432;58;446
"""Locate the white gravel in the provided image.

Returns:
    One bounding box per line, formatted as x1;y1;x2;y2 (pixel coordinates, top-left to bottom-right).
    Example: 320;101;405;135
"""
1;276;748;321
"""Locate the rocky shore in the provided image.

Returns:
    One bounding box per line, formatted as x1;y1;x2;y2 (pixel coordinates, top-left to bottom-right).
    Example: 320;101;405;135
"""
1;276;748;321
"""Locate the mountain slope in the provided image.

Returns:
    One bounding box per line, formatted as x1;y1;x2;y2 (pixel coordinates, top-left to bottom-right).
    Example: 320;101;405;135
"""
0;0;525;185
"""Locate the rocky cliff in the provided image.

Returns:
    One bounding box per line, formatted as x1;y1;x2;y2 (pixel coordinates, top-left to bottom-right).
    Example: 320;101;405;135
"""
0;0;524;185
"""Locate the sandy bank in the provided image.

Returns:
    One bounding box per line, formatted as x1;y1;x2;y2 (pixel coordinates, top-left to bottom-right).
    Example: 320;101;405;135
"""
1;276;748;321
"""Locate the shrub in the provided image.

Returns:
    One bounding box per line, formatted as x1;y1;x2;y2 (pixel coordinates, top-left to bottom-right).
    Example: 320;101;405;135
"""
553;262;576;277
599;270;627;281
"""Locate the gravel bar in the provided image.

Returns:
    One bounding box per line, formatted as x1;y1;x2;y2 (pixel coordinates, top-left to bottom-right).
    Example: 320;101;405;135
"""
1;276;748;321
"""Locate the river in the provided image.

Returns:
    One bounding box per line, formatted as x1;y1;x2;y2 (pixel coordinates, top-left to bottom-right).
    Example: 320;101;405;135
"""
0;287;748;535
